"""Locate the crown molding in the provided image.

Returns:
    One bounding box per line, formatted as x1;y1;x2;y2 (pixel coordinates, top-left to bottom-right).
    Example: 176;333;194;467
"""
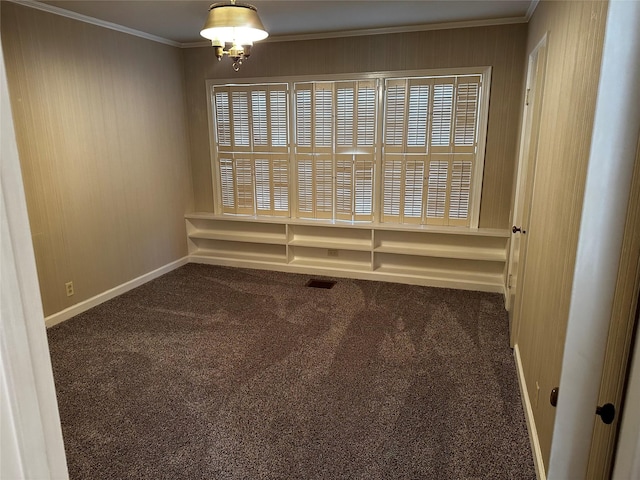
6;0;181;47
525;0;540;21
181;15;528;48
9;0;530;50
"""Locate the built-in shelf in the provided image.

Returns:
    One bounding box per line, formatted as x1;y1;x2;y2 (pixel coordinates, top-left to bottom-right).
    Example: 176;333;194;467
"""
185;213;510;295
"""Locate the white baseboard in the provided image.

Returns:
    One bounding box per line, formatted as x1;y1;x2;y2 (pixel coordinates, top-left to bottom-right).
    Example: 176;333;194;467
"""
45;256;189;328
514;344;547;480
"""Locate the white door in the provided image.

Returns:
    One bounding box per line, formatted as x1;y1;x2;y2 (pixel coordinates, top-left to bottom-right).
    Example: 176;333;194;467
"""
506;35;548;346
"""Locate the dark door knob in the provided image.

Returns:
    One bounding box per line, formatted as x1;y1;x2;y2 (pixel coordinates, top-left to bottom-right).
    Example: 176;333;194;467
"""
596;403;616;424
512;225;527;234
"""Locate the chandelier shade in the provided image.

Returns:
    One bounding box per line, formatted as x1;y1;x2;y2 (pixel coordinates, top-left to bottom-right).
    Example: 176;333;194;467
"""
200;1;268;70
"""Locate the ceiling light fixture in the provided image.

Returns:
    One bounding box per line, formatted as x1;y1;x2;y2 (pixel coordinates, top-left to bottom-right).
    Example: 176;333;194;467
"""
200;0;269;72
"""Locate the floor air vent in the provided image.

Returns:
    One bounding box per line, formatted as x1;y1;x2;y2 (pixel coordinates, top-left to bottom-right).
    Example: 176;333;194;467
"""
306;279;337;289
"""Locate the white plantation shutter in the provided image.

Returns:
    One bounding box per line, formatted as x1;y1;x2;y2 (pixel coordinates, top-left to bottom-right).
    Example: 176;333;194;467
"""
219;157;235;211
296;157;313;215
315;156;333;218
252;90;268;148
314;84;334;152
357;83;376;148
454;77;480;151
254;155;289;216
354;158;374;220
272;157;289;213
270;90;288;148
449;160;472;224
213;83;290;216
404;159;425;222
210;72;485;225
431;79;455;151
381;155;424;224
335;156;353;220
295;155;334;219
234;157;254;214
334;155;374;221
381;75;482;226
382;157;402;222
231;90;251;150
295;87;312;151
294;83;320;217
337;86;354;149
448;75;481;224
384;80;406;153
214;90;231;148
217;155;255;215
426;159;449;224
407;81;430;152
294;80;376;221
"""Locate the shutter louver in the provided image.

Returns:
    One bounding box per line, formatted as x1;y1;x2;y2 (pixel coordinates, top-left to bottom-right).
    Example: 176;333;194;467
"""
296;158;313;215
383;158;402;220
357;84;376;148
234;157;254;214
407;84;429;150
296;88;312;150
315;157;333;218
270;89;288;148
385;83;406;151
254;157;271;212
314;86;333;150
426;160;448;224
454;81;479;148
337;87;354;148
336;156;353;220
231;91;250;149
431;82;454;148
272;157;289;214
354;158;374;220
219;157;235;212
404;160;425;222
251;90;268;148
449;160;472;223
214;90;231;149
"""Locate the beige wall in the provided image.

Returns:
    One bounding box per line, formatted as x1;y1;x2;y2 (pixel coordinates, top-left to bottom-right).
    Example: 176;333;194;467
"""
516;0;608;470
183;24;527;229
2;3;194;317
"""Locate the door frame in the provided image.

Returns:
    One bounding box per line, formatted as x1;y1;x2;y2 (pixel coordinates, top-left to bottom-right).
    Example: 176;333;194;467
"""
548;0;640;476
0;32;69;479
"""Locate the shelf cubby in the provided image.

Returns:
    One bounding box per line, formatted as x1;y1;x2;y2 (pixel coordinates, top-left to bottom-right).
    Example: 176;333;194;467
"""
288;225;372;251
185;213;510;296
374;230;507;261
289;245;372;272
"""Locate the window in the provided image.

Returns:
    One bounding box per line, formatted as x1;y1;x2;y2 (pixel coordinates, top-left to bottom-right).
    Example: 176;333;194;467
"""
382;75;482;226
212;84;289;216
294;80;376;221
208;69;488;227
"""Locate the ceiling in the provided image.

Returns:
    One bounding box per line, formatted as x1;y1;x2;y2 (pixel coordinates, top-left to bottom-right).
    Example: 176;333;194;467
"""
38;1;534;45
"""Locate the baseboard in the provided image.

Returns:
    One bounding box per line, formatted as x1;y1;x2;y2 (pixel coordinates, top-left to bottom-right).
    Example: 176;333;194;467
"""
514;344;547;480
45;256;189;328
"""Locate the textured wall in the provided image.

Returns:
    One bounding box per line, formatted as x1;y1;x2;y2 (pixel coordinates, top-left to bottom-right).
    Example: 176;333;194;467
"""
183;24;528;229
516;0;608;471
2;3;194;316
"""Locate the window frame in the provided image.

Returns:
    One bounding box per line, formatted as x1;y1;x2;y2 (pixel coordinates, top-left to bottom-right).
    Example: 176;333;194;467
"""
205;67;491;228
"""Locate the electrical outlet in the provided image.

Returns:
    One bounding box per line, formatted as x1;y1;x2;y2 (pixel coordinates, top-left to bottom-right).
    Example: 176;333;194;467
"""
65;281;74;297
535;381;540;408
327;249;339;257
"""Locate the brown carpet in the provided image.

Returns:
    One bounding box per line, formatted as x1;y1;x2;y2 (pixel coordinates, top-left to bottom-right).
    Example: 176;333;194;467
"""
47;264;536;479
